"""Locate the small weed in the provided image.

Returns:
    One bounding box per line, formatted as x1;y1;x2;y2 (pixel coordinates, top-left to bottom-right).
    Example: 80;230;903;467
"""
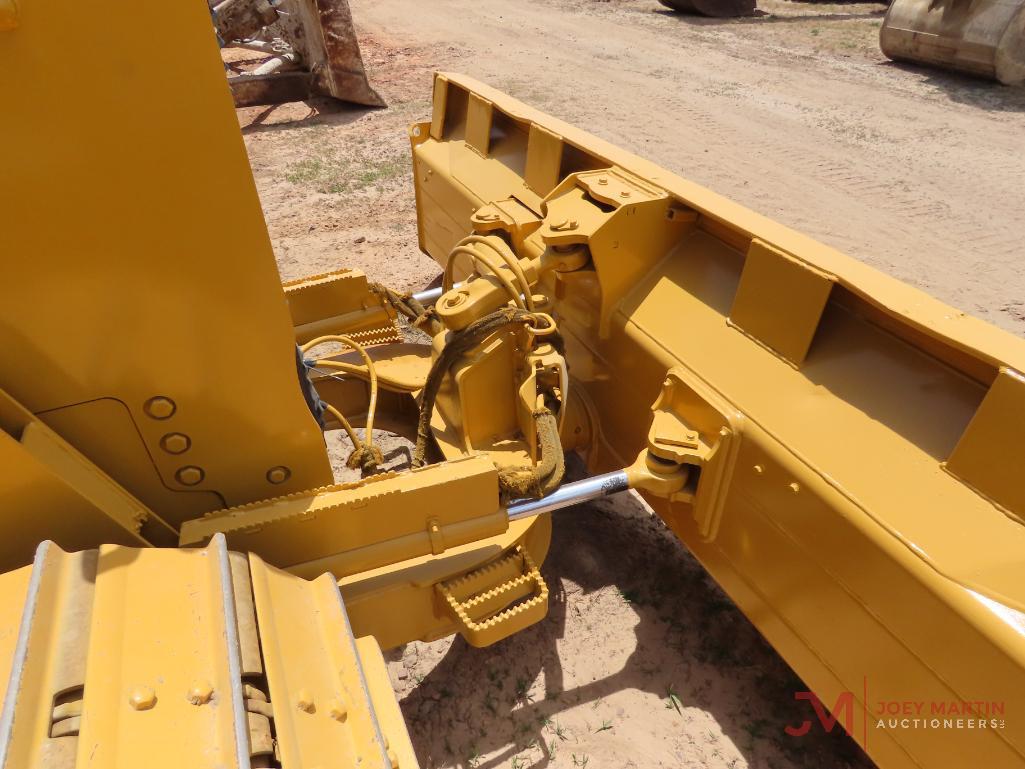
511;757;526;769
665;684;683;715
572;754;590;767
547;738;558;760
515;676;534;703
554;722;569;741
595;719;614;733
283;151;406;195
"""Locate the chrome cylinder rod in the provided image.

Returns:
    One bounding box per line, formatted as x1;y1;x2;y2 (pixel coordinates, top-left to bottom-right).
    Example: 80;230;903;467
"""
411;285;446;305
506;470;631;521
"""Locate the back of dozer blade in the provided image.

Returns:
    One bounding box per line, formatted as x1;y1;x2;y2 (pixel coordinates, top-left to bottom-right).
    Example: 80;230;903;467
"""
880;0;1025;86
223;0;385;108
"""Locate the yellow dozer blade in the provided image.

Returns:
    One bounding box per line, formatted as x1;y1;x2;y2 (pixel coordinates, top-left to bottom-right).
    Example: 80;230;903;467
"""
880;0;1025;85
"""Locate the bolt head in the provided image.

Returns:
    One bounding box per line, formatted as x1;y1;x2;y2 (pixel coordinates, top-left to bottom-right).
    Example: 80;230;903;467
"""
144;396;176;420
266;466;291;484
619;190;632;198
443;291;467;309
160;432;191;455
129;686;157;711
187;680;214;705
176;466;205;486
753;464;765;475
789;482;801;494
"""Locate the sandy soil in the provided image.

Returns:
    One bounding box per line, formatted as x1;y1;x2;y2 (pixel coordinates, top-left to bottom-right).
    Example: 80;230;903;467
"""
235;1;1025;766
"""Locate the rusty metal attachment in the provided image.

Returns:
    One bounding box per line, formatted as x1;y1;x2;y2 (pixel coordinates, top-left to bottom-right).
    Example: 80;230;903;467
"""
211;0;386;107
880;0;1025;85
659;0;756;19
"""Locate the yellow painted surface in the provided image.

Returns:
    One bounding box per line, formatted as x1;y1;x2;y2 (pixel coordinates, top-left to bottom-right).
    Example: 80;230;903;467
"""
413;73;1025;767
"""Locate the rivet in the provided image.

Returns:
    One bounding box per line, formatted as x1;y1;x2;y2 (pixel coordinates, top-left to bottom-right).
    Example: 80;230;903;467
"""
266;466;291;484
597;176;608;185
328;698;348;721
296;689;315;713
144;396;176;420
619;190;632;198
176;466;205;486
753;464;764;475
789;482;801;494
187;680;214;705
160;432;191;455
129;686;157;711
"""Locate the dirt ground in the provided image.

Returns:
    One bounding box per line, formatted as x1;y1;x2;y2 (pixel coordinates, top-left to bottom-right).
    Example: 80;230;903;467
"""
235;1;1025;766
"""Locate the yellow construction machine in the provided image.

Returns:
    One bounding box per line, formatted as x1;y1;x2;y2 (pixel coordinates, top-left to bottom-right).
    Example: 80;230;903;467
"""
2;1;1025;768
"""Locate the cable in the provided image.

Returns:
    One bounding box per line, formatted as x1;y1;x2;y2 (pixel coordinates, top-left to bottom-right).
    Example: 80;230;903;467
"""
322;403;362;452
312;359;418;393
301;334;382;475
443;235;535;311
462;234;535;311
411;307;565;476
445;245;525;309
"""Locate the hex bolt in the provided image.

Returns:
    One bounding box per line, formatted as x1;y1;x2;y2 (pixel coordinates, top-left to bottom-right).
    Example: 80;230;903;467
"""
129;686;157;711
266;466;291;484
619;190;632;199
144;396;176;420
160;433;191;455
597;176;609;185
296;689;315;713
443;292;467;309
176;466;205;486
187;680;214;705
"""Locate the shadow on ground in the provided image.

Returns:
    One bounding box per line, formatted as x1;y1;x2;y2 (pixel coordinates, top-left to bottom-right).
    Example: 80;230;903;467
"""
653;5;885;26
239;98;381;134
397;482;873;768
881;61;1025;112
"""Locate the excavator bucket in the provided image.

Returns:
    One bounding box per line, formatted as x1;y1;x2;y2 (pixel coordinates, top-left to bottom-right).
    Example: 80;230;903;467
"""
880;0;1025;85
212;0;386;107
659;0;756;18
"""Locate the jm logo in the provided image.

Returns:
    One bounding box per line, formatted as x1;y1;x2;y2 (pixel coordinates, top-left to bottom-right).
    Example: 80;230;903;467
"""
785;691;855;738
